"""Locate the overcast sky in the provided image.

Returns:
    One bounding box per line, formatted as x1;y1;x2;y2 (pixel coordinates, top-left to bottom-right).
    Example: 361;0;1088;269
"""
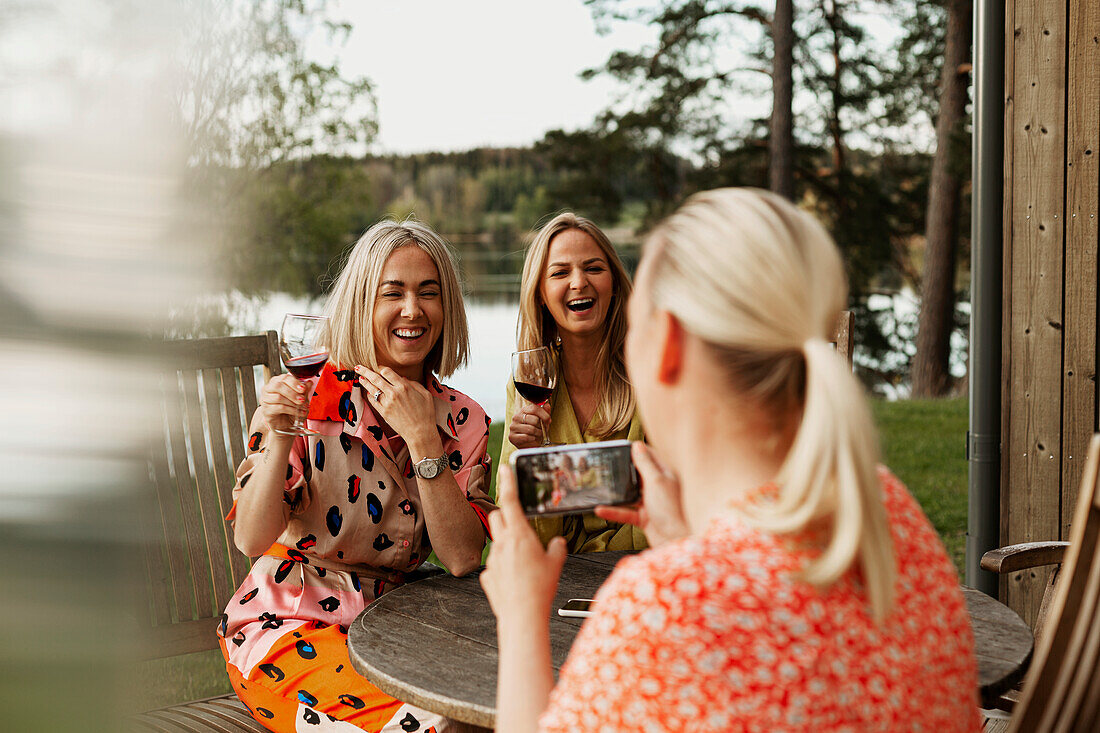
334;0;658;154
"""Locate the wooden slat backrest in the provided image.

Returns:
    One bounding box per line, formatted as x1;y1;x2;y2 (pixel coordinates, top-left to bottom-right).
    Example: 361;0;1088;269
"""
830;310;854;367
1008;433;1100;732
143;331;282;659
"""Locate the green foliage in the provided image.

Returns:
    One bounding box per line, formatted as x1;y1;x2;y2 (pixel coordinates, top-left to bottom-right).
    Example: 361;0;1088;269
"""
180;0;377;172
220;145;664;299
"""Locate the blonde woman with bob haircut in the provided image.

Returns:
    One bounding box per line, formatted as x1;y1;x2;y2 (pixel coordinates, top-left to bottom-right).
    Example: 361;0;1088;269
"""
480;189;979;732
500;211;646;552
219;218;495;733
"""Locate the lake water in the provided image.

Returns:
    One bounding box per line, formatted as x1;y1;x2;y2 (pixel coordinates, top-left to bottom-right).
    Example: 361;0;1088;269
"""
224;291;519;419
220;288;968;417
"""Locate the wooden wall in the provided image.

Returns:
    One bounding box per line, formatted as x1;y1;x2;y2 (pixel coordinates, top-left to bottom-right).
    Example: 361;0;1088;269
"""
1001;0;1099;627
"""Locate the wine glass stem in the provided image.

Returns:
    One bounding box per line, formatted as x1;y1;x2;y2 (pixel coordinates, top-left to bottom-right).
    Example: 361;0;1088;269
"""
540;403;550;445
294;377;314;433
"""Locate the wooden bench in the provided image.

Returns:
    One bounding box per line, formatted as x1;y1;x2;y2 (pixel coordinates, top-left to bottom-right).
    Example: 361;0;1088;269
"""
132;332;281;732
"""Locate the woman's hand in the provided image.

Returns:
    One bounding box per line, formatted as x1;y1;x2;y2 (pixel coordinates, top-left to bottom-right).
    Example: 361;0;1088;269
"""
508;400;552;449
259;373;312;436
481;466;567;630
594;442;690;547
355;366;438;451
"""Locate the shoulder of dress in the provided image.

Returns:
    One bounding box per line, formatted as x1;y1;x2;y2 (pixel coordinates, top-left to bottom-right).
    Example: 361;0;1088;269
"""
434;382;491;432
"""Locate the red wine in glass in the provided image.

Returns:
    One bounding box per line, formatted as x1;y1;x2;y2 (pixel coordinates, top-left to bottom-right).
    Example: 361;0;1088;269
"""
514;381;554;405
275;313;329;437
285;352;330;379
512;346;557;445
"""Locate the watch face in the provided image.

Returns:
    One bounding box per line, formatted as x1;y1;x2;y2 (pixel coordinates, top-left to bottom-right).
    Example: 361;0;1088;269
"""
417;458;442;479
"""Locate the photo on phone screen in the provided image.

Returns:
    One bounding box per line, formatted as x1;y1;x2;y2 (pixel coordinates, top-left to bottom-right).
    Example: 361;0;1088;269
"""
511;439;639;517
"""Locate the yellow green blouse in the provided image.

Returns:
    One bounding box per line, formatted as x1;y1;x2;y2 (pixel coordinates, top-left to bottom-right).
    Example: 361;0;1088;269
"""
500;378;648;553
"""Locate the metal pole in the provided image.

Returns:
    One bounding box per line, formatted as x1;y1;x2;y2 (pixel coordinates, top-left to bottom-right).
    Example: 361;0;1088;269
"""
966;0;1004;596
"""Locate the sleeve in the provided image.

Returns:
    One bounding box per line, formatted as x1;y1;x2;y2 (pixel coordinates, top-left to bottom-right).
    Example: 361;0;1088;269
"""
497;379;519;485
538;558;686;732
224;408;310;523
451;402;497;537
575;514;649;553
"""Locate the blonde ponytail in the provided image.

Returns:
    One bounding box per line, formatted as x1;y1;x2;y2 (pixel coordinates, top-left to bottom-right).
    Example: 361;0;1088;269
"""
646;188;896;621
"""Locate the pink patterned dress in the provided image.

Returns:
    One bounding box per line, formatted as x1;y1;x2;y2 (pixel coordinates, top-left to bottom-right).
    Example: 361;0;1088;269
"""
539;467;980;732
218;364;495;732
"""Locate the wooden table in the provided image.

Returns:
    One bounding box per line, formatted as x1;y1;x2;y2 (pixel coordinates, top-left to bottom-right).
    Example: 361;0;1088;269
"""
348;553;1034;728
348;550;625;729
961;587;1034;708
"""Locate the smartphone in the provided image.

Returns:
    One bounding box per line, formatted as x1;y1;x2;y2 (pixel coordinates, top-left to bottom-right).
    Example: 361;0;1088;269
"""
510;439;640;517
557;599;596;618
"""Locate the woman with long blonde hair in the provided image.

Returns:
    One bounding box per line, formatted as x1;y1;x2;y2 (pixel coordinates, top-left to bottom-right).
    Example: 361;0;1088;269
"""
499;212;646;552
481;189;979;731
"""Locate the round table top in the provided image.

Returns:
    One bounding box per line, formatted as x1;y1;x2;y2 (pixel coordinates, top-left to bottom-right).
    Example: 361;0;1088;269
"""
348;550;626;729
960;586;1034;707
348;553;1033;728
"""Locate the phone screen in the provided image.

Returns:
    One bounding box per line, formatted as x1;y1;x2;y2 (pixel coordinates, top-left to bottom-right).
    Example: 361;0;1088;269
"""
511;439;639;517
558;599;596;618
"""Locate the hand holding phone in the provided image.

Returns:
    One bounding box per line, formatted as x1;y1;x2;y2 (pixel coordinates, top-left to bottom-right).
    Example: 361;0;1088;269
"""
510;440;640;517
593;442;690;548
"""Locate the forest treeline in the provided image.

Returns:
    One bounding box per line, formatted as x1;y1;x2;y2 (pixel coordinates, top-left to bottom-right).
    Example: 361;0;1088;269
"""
213;131;939;387
180;0;972;394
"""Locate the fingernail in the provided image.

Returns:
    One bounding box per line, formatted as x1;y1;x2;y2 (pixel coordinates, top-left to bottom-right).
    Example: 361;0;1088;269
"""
297;396;305;403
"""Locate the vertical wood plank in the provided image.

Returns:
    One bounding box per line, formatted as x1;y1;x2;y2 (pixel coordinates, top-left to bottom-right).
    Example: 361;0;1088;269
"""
1004;0;1067;628
202;367;243;604
1061;0;1100;540
265;329;283;379
147;418;185;625
831;310;854;367
152;406;195;622
215;367;253;587
168;375;213;620
1000;0;1018;606
180;370;229;618
221;367;253;585
222;366;246;472
240;365;260;430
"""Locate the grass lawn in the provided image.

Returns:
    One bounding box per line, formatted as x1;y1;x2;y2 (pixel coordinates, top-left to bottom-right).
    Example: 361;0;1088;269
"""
134;398;968;710
872;397;968;574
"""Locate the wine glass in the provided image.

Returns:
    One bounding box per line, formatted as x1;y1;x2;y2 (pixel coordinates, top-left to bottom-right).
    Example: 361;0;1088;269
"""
274;313;329;437
512;346;556;446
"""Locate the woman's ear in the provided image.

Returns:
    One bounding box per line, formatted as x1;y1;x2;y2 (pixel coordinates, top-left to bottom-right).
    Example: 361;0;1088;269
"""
656;311;684;385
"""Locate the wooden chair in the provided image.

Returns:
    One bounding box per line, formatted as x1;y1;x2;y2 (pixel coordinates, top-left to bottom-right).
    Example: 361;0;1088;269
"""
132;331;281;732
831;310;854;367
981;433;1100;731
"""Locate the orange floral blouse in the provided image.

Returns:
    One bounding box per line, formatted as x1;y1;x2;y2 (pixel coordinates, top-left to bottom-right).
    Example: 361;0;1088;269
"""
539;467;980;732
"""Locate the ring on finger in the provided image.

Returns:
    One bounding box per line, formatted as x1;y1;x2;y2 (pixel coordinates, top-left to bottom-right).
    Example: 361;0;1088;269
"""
373;390;382;401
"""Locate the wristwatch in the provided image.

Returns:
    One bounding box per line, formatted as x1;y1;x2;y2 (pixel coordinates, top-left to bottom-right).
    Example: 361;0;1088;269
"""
413;454;449;480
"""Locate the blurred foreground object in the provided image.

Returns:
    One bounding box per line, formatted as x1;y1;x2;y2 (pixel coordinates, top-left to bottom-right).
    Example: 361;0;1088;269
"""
0;1;206;729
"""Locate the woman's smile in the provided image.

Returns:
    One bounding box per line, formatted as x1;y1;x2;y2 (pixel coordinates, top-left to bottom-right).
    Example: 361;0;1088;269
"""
393;326;427;341
566;297;595;314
